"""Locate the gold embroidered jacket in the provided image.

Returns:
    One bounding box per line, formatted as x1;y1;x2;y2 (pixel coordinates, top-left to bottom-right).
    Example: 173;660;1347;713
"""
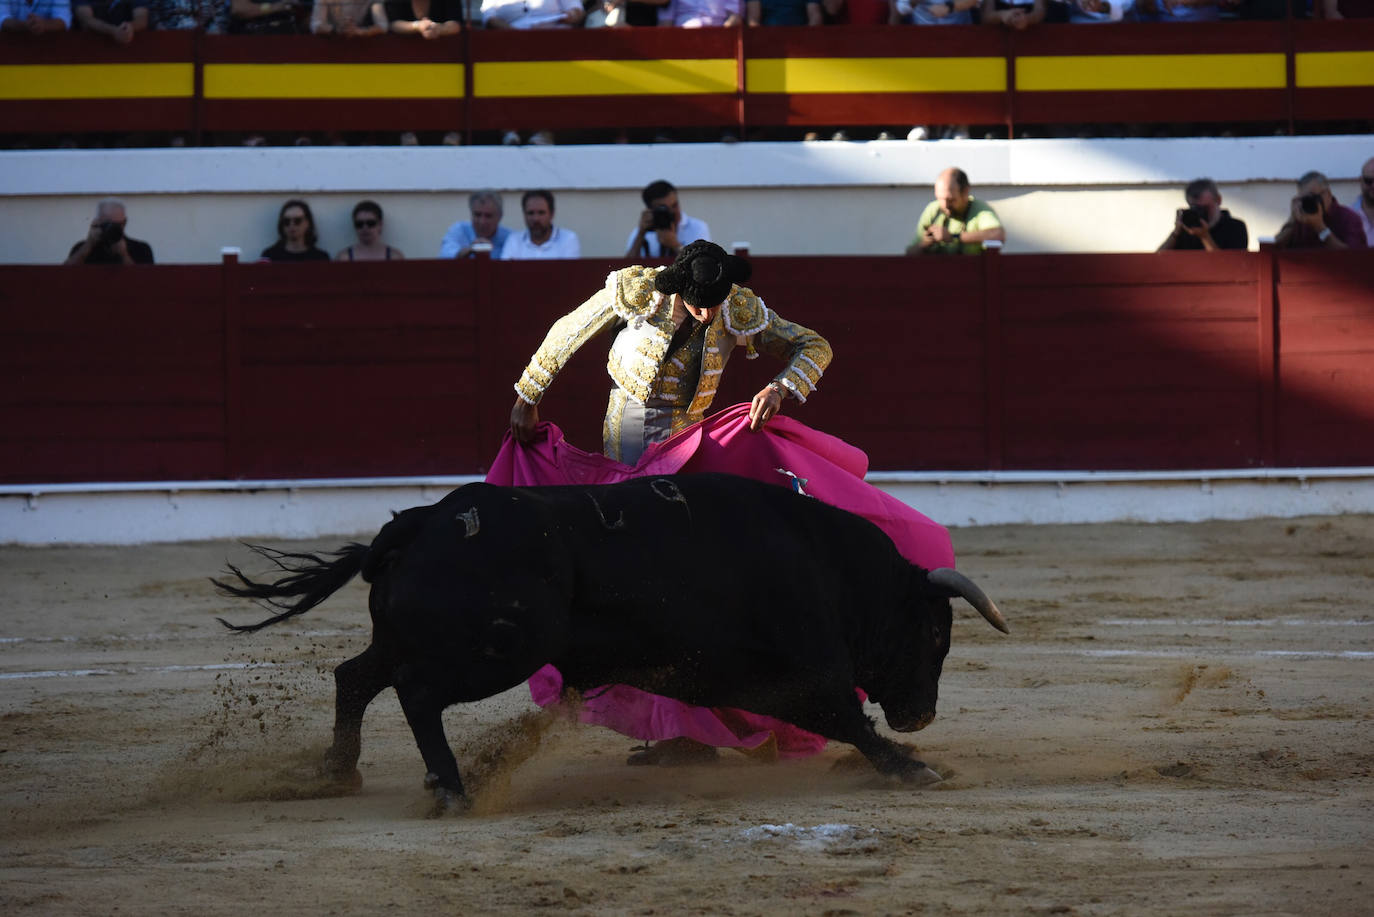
514;266;831;426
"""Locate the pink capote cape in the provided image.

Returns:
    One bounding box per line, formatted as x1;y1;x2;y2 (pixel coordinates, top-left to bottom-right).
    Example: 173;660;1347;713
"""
485;403;955;758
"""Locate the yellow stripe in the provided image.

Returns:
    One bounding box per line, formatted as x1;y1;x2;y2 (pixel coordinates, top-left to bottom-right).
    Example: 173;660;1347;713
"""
748;57;1005;94
474;60;736;98
0;64;193;100
204;64;464;100
1295;51;1374;88
1017;54;1286;92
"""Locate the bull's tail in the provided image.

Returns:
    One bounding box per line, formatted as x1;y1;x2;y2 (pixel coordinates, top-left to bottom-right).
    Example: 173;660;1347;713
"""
213;543;368;633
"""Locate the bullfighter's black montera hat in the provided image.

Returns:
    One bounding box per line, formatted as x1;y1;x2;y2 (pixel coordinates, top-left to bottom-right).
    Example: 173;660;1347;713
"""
654;240;752;309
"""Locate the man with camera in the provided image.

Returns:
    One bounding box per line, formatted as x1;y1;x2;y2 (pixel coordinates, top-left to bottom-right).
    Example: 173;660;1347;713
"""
1274;170;1367;251
1158;178;1248;252
64;199;155;266
625;179;712;260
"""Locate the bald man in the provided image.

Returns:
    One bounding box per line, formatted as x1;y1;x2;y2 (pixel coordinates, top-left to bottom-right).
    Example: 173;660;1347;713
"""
905;167;1006;256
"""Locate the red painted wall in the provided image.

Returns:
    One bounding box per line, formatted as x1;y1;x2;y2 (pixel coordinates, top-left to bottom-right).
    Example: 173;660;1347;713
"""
2;251;1371;485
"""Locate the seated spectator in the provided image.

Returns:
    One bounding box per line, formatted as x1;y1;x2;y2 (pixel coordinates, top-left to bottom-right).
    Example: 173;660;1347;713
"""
481;0;584;27
74;0;148;41
625;179;711;260
439;190;511;259
311;0;388;34
1064;0;1133;20
228;0;303;32
65;198;155;265
1;0;71;32
150;0;231;32
1140;0;1218;20
894;0;976;24
1157;178;1248;252
499;190;581;260
336;201;405;261
1357;157;1374;245
980;0;1047;27
1274;171;1368;251
661;0;741;26
261;199;331;262
747;0;822;24
387;0;460;35
905;167;1005;256
587;0;666;25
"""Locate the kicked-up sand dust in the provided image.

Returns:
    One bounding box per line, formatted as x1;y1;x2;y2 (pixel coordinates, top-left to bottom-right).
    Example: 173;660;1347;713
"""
1;515;1372;915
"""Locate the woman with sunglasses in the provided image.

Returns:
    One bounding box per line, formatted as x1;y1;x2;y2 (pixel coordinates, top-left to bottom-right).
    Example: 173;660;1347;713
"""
260;199;330;262
336;200;404;261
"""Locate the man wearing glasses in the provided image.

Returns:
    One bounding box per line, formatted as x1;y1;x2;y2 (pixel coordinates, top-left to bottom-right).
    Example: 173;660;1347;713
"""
64;198;155;265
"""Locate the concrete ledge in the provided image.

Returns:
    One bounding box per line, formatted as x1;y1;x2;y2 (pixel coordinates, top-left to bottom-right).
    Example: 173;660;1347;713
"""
3;468;1372;545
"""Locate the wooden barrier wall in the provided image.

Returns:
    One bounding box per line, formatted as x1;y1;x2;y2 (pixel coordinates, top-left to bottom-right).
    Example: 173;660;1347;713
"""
2;251;1372;485
3;21;1373;139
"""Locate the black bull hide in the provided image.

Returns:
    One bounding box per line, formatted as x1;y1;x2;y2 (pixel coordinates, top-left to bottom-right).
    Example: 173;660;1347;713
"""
215;472;1007;806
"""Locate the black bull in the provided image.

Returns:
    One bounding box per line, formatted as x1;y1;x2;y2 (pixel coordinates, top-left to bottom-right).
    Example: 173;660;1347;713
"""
215;472;1008;805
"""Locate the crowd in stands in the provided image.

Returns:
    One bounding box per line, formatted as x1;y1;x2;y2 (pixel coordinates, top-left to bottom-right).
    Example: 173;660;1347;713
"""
2;0;1357;42
63;164;1372;267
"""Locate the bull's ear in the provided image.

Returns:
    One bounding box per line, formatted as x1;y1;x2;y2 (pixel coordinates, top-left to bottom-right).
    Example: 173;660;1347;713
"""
926;568;1009;634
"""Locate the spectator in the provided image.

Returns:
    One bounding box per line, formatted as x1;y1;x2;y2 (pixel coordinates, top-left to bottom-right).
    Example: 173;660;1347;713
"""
228;0;303;32
1064;0;1133;20
905;167;1005;256
74;0;149;41
1273;170;1369;251
821;0;889;24
480;0;583;27
587;0;666;25
1157;178;1248;252
311;0;388;34
660;0;741;26
624;179;711;260
336;201;405;261
894;0;976;24
1140;0;1218;19
388;0;461;36
64;198;155;265
747;0;821;24
980;0;1047;28
150;0;230;31
499;190;581;260
1357;156;1374;245
260;199;331;262
439;190;511;259
1;0;70;31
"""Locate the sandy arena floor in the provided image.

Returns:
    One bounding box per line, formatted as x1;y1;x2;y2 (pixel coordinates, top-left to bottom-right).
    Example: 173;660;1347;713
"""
2;514;1371;915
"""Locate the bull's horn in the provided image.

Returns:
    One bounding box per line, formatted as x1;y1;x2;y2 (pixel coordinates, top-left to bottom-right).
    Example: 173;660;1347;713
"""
927;568;1009;634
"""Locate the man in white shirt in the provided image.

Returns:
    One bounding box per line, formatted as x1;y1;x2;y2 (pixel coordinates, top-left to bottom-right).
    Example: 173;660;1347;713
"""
499;189;581;260
1358;156;1374;247
624;179;712;260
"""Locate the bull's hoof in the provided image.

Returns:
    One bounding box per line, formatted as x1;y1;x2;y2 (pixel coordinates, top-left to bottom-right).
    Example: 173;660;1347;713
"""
318;763;364;790
423;773;470;816
899;763;943;786
626;737;720;767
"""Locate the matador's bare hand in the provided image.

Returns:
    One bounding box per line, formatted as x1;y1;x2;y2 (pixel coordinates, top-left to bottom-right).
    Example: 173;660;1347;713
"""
748;387;783;432
511;396;540;444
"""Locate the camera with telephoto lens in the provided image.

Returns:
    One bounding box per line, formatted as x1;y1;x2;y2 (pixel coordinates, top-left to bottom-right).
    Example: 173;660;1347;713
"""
650;205;673;230
1179;206;1204;229
1299;193;1323;215
98;221;124;246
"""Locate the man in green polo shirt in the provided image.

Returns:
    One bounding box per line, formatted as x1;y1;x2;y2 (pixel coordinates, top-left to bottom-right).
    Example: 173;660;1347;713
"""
905;167;1006;256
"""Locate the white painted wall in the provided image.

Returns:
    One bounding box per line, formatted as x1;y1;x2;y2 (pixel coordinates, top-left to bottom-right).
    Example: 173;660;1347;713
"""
2;136;1369;264
4;470;1373;545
